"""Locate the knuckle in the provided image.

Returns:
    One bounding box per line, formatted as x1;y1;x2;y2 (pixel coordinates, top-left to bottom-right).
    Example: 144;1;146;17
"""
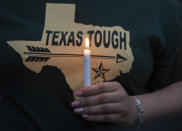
85;98;91;106
80;98;93;106
98;94;107;103
103;105;111;112
112;81;121;89
114;81;121;87
117;86;123;92
118;89;126;97
79;99;86;106
118;95;124;101
116;103;123;112
116;92;124;101
83;107;89;113
99;105;106;112
98;83;106;92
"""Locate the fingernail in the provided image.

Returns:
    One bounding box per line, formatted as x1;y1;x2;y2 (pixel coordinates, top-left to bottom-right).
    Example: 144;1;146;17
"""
71;101;80;107
74;91;83;97
74;108;84;113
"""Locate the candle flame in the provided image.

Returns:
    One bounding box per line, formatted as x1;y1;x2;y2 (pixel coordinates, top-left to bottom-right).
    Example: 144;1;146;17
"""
85;38;90;48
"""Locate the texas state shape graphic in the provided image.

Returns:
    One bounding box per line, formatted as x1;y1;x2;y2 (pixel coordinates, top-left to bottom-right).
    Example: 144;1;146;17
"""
7;3;134;92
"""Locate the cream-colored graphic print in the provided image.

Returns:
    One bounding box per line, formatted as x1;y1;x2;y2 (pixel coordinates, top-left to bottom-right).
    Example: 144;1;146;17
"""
7;3;134;92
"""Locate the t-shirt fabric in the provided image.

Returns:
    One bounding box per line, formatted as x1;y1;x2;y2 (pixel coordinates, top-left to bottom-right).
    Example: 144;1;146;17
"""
0;0;181;130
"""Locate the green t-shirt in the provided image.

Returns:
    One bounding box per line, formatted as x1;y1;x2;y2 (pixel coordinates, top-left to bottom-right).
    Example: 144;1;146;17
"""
0;0;181;130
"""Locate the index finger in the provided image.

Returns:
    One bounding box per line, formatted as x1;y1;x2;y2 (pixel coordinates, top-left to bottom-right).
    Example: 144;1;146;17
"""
74;82;119;97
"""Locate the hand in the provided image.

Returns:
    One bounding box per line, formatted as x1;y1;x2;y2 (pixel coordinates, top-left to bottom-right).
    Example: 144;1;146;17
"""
71;82;137;126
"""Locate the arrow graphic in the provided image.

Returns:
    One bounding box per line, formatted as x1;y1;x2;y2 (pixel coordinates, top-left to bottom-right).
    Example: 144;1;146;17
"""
24;46;127;63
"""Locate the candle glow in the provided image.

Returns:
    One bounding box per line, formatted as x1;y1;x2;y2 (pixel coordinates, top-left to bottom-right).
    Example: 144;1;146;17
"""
85;38;90;48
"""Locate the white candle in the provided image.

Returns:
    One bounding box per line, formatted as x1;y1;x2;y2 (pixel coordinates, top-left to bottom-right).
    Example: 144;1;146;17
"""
84;38;91;87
